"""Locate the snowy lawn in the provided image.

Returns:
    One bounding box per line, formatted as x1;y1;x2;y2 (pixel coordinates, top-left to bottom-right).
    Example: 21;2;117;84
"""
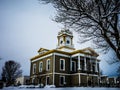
1;87;120;90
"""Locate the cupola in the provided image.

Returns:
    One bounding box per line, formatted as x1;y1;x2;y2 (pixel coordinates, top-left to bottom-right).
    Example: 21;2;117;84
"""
56;29;75;52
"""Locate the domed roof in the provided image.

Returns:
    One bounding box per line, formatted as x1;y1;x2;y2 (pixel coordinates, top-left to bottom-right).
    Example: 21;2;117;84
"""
58;29;73;36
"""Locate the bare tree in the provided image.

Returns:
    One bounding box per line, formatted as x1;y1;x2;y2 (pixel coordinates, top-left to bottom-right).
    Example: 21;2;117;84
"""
40;0;120;61
1;60;22;86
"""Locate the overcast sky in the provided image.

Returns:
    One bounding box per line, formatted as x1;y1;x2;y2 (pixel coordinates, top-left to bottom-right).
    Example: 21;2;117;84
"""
0;0;119;77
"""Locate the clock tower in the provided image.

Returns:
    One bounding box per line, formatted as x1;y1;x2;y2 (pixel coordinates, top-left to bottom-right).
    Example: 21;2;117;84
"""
56;29;75;52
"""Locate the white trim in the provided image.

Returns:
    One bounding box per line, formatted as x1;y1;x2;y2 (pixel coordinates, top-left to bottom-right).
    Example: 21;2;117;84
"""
55;73;72;75
60;59;65;71
38;73;53;77
72;53;84;57
72;53;97;58
80;73;87;75
53;53;55;85
54;52;70;58
39;61;43;72
33;63;36;74
55;72;99;76
31;72;99;78
30;75;37;78
46;59;50;71
31;53;52;62
59;76;65;86
95;59;98;72
84;57;87;70
31;52;70;63
88;74;99;76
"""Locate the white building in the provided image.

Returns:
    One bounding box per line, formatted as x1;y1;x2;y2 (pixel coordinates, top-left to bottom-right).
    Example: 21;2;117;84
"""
16;76;30;85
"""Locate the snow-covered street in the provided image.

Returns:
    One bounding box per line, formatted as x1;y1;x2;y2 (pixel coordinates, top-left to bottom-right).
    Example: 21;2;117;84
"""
1;87;120;90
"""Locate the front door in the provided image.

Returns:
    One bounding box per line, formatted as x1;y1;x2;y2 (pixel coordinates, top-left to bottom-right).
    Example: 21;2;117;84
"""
46;76;50;85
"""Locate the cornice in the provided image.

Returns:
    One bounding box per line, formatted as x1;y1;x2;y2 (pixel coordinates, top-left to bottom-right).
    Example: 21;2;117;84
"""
30;49;71;61
57;46;75;50
31;48;99;61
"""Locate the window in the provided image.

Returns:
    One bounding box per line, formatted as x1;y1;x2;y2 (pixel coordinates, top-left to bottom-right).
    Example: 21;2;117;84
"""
72;61;76;71
80;56;84;70
46;59;50;71
33;63;36;74
97;63;99;72
60;76;65;85
60;59;65;71
92;62;95;72
39;62;43;72
46;76;50;85
86;58;91;71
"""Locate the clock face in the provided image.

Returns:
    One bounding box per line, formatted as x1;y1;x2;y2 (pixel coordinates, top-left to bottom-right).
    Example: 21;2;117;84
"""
66;40;70;44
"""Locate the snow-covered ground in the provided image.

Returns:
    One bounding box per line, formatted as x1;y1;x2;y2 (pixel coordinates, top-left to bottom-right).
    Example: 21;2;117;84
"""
1;86;120;90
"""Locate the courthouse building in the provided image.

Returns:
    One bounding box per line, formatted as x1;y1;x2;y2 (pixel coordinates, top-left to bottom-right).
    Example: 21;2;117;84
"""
30;29;100;87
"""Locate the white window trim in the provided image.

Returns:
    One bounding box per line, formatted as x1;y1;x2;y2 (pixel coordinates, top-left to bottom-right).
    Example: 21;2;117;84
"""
39;61;43;72
33;63;36;74
46;76;50;85
72;61;76;72
60;59;65;71
59;76;65;86
46;59;50;71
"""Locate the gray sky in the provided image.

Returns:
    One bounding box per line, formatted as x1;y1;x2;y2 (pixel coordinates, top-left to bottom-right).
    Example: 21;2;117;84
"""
0;0;119;77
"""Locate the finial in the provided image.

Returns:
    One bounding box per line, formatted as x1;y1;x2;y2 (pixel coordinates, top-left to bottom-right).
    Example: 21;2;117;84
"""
63;21;67;30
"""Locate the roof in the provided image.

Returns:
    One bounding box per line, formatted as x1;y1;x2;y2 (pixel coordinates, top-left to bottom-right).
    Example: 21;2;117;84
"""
58;29;73;36
31;47;99;61
38;48;49;52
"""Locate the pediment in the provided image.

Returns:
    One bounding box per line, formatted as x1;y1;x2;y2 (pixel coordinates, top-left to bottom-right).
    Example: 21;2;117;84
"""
83;49;91;53
82;47;99;57
38;48;49;52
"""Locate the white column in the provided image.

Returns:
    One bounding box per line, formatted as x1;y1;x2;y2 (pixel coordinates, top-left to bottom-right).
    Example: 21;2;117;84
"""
95;59;98;72
84;57;87;70
107;77;109;84
114;77;116;84
78;54;81;70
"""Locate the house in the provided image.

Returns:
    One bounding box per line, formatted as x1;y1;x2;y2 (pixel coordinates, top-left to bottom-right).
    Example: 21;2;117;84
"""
108;77;117;87
30;29;100;87
116;77;120;87
16;76;30;85
100;75;108;87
